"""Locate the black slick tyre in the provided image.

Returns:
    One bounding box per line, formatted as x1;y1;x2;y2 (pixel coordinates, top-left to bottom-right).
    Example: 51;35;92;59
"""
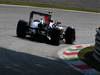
16;20;28;38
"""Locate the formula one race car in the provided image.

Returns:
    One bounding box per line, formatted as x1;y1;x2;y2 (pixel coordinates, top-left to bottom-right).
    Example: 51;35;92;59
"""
16;11;75;45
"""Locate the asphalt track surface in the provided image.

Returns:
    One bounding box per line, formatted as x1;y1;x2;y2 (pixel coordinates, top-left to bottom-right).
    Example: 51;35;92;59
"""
0;5;100;75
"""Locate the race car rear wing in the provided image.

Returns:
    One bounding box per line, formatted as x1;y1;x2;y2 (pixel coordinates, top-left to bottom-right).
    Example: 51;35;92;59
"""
29;11;51;26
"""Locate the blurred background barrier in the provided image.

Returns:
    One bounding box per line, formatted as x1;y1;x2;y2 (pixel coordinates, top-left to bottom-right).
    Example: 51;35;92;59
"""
0;0;100;11
93;28;100;62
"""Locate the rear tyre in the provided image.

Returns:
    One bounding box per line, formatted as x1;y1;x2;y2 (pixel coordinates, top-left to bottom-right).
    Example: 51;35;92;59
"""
16;20;28;38
64;26;75;44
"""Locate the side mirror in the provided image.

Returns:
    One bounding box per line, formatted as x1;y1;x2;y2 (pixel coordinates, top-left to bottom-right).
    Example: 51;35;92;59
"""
48;12;52;15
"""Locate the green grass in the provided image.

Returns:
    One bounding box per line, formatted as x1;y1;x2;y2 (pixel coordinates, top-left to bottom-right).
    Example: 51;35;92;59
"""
0;1;100;13
79;46;94;59
0;1;61;8
64;58;79;60
79;46;100;71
